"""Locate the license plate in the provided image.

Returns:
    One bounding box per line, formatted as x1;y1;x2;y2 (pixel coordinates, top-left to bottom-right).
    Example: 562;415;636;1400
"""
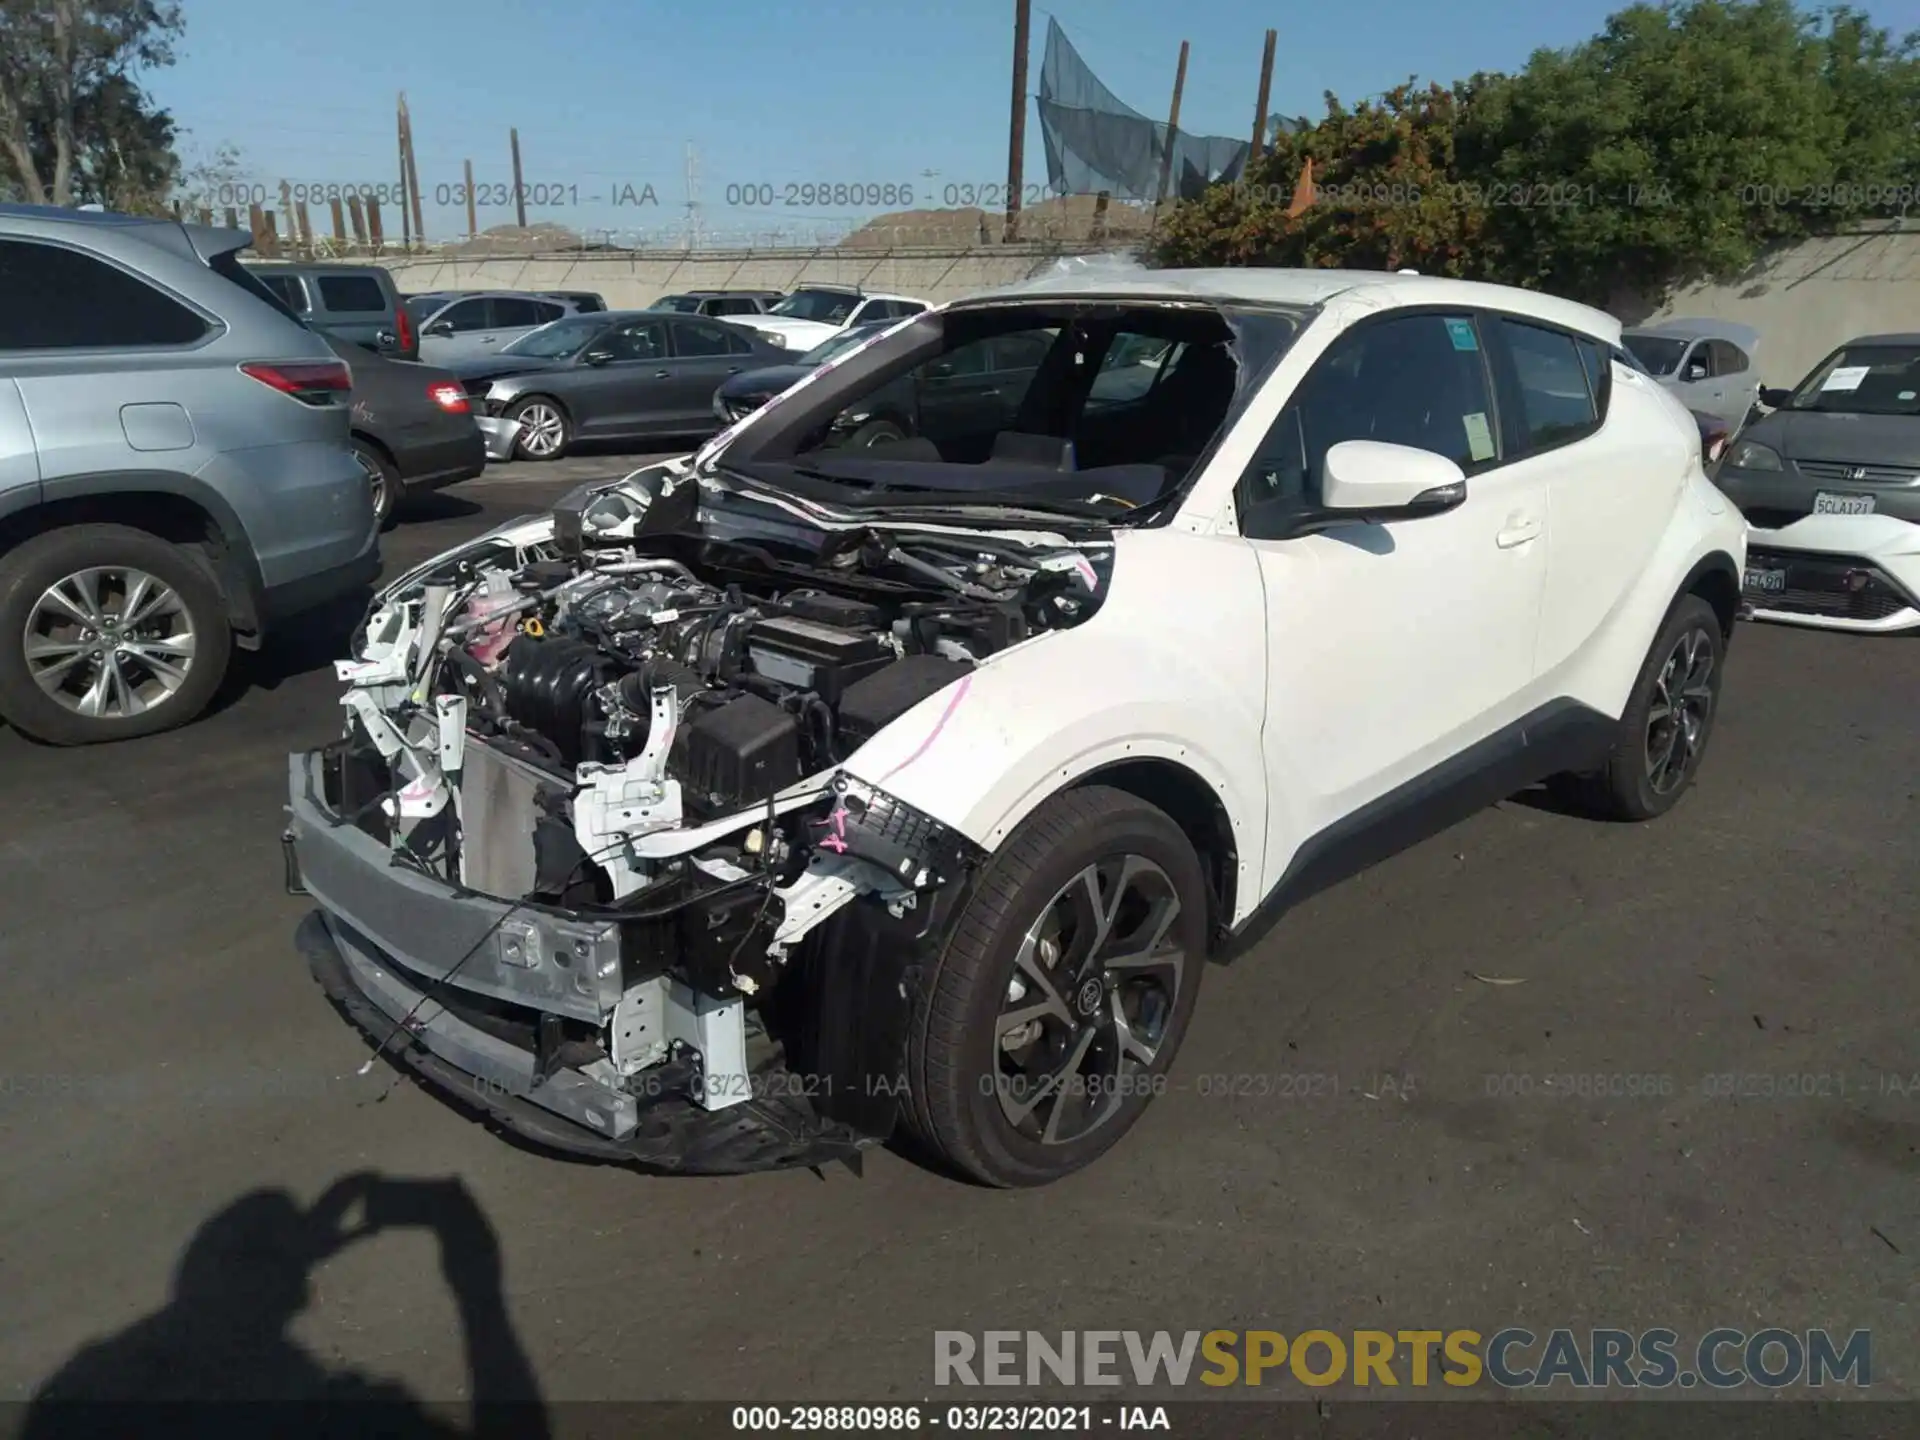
1744;567;1787;594
1813;491;1876;515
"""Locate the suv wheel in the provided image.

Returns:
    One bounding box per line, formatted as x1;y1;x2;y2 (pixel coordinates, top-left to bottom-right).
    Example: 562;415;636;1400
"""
902;786;1208;1187
508;397;570;460
0;525;232;745
1554;594;1725;822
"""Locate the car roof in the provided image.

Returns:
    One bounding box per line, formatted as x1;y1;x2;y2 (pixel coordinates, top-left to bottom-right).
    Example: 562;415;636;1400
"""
0;202;168;229
1837;332;1920;347
1626;316;1762;351
960;266;1623;344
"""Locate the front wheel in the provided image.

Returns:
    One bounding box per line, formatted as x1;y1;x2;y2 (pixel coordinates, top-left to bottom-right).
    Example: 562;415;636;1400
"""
901;786;1209;1187
1554;594;1725;822
0;524;232;745
508;397;570;461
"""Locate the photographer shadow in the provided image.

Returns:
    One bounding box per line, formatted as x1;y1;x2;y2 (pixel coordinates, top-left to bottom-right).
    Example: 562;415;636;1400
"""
20;1173;549;1440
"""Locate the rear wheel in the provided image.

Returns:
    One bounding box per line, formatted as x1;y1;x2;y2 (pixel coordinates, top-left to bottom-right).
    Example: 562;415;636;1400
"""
1554;595;1725;822
352;437;400;529
0;525;232;745
846;419;908;449
902;786;1208;1187
508;397;570;461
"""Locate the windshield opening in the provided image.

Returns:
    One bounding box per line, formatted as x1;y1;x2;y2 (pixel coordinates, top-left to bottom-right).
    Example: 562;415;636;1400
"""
770;289;861;323
715;299;1309;523
1623;334;1688;376
1787;344;1920;416
501;316;606;358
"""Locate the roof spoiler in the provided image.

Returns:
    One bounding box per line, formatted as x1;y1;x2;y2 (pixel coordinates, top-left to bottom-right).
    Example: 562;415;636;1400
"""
182;223;254;264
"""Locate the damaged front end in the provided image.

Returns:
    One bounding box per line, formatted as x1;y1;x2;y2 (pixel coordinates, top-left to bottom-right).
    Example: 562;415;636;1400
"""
286;463;1111;1172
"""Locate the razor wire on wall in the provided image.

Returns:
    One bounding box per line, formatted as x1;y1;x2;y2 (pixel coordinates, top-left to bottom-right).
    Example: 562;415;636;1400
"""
1036;18;1251;203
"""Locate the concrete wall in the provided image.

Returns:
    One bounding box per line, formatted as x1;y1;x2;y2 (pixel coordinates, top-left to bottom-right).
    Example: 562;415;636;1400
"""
375;246;1076;308
1637;226;1920;385
375;226;1920;386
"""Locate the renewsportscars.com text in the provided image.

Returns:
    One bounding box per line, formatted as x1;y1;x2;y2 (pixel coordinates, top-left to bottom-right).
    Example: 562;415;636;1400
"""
934;1328;1871;1390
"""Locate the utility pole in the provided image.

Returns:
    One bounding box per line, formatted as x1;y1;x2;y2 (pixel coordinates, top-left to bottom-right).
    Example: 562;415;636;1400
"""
396;103;411;248
684;141;702;249
1003;0;1030;243
1249;29;1277;165
1155;40;1190;207
463;158;478;238
509;127;527;228
399;94;425;245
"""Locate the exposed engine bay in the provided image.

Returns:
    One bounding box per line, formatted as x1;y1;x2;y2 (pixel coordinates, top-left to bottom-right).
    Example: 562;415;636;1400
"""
312;465;1112;1137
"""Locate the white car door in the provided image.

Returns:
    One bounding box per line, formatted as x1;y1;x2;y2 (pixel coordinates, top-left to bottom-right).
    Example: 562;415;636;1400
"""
1517;322;1694;679
1233;309;1550;866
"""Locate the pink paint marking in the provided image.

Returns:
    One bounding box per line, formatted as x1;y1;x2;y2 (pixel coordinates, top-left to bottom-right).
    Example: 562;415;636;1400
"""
817;833;848;854
877;673;972;785
1072;556;1097;590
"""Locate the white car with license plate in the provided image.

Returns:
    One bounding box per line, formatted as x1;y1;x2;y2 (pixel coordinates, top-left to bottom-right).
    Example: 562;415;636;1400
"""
286;265;1747;1186
1714;332;1920;632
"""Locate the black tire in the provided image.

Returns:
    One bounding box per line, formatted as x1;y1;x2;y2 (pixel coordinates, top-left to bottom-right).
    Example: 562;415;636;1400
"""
352;436;400;529
0;524;233;746
1553;594;1725;822
846;419;908;449
507;396;571;461
901;785;1209;1187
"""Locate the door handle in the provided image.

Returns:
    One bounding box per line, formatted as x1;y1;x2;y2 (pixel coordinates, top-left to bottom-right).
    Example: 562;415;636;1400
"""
1496;515;1541;548
654;370;670;379
726;366;742;374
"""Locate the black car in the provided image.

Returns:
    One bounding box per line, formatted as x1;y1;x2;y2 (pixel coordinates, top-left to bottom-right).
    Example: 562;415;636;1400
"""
713;324;1059;450
324;334;484;526
712;322;894;424
451;310;793;460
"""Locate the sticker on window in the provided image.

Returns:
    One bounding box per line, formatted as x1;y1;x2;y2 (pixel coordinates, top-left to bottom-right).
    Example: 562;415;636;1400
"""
1822;365;1871;391
1446;319;1478;351
1463;412;1495;461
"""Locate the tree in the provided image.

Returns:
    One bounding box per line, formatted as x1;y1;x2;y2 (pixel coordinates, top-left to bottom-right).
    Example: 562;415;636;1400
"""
1154;82;1494;276
0;0;183;208
1456;0;1920;306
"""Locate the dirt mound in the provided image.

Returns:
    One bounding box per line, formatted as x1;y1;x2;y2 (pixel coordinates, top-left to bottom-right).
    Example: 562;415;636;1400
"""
837;193;1157;249
448;222;585;256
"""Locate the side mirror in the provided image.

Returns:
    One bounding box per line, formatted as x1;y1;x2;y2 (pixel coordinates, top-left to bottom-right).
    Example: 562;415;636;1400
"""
1320;441;1467;521
1684;363;1709;381
1758;386;1791;409
582;349;613;366
424;321;454;338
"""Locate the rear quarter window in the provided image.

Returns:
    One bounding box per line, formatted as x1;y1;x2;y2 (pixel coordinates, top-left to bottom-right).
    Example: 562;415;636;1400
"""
0;239;211;350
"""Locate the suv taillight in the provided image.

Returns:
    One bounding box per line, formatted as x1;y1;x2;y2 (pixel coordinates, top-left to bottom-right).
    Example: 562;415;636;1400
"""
240;360;352;405
429;381;469;414
395;303;415;354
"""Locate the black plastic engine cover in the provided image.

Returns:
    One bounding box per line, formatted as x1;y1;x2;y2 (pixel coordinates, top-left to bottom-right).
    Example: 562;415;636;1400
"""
673;694;803;816
501;634;608;769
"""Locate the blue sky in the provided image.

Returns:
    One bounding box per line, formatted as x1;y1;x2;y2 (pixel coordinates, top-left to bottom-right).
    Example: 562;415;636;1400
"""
148;0;1918;242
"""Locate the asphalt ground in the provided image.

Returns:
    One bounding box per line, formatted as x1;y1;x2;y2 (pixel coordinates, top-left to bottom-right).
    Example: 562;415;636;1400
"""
1;450;1916;1421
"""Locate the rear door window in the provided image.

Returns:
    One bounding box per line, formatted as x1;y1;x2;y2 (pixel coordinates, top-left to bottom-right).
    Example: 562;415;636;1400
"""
1707;339;1749;375
489;297;547;328
315;274;388;313
1494;317;1601;455
0;239;211;349
671;319;742;357
438;298;492;333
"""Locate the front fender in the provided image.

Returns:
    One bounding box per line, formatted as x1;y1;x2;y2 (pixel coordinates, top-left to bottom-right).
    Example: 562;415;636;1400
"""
838;527;1272;925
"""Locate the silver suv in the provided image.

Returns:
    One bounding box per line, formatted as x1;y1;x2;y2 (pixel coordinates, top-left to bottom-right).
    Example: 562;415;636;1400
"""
0;204;379;745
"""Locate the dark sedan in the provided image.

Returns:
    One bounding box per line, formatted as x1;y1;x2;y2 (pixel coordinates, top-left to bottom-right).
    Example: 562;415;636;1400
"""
324;333;484;527
712;322;893;423
451;311;792;461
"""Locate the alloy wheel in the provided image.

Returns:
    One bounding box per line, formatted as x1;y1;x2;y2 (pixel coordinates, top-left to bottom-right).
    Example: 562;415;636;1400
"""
355;446;393;523
517;403;565;457
1645;624;1716;795
991;855;1188;1147
23;567;198;719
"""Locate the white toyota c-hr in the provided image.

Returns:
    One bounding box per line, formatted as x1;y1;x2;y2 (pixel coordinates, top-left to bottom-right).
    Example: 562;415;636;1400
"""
287;265;1748;1186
